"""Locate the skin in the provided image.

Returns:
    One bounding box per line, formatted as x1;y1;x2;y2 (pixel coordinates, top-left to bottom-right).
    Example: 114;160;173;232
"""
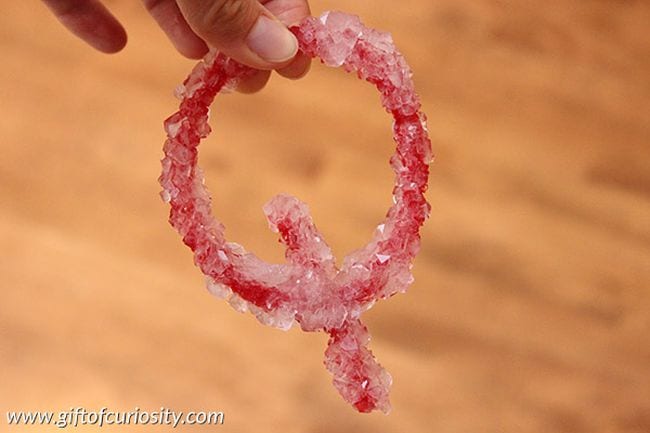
41;0;312;93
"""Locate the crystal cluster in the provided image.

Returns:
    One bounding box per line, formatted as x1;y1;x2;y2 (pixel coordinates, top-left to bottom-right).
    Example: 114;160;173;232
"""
159;11;432;414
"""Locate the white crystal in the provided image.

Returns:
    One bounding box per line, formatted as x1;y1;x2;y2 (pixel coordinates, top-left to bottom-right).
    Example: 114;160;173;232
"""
375;254;391;264
228;293;249;313
206;277;232;299
249;305;295;331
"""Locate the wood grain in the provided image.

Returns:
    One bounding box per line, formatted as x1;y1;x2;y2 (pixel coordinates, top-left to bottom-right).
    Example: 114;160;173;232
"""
1;1;649;432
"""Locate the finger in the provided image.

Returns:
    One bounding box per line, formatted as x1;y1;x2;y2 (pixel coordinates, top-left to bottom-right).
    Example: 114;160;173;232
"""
42;0;127;53
277;51;310;79
261;1;312;80
176;0;298;69
142;0;207;59
263;0;311;27
236;70;272;93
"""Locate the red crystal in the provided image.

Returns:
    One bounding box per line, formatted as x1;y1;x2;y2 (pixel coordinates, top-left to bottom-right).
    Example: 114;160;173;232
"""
159;11;432;413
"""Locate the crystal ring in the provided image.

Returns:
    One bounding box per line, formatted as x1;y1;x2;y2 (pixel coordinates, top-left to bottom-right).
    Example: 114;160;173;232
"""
159;11;432;413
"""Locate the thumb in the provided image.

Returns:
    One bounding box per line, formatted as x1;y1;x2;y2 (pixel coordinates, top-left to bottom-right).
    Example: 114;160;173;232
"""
177;0;299;69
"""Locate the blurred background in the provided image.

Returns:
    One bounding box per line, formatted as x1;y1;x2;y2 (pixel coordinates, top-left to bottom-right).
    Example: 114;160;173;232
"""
1;1;649;432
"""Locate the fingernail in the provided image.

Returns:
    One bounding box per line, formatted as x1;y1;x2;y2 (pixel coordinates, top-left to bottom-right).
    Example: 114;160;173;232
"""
246;16;298;63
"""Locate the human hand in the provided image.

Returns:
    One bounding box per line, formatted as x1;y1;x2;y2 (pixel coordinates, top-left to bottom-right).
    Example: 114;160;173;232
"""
41;0;311;92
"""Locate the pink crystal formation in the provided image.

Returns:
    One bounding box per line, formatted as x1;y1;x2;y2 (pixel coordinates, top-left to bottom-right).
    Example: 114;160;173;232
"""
159;11;432;414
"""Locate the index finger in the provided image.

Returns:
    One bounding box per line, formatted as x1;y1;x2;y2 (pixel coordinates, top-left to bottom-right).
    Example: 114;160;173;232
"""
42;0;127;53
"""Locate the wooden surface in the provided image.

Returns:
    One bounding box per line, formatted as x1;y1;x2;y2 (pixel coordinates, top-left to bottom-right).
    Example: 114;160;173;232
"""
1;1;649;432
